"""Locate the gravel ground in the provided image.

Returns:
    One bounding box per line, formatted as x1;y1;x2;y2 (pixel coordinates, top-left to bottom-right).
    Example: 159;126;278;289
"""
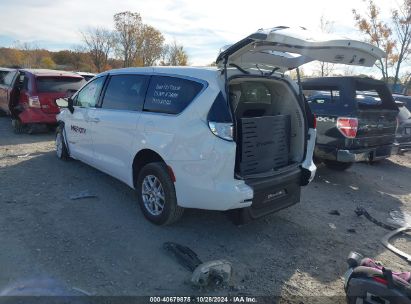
0;116;411;303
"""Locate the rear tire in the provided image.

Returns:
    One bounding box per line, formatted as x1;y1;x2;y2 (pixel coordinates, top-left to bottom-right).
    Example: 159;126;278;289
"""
55;126;69;160
12;119;25;134
136;162;184;225
323;160;353;171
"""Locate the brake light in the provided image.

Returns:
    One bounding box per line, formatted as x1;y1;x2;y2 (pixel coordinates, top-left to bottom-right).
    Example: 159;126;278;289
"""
28;96;41;108
313;114;317;129
208;122;234;141
337;117;358;138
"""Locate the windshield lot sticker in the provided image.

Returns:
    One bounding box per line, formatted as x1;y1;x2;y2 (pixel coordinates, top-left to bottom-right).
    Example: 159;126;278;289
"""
71;125;86;134
152;83;182;105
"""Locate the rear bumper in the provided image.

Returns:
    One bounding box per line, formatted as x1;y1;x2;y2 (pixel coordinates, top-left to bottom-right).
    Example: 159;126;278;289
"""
18;108;58;124
315;143;399;163
396;136;411;152
241;166;302;220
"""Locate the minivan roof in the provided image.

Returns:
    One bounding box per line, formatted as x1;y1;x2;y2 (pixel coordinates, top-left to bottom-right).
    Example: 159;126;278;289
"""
100;66;219;82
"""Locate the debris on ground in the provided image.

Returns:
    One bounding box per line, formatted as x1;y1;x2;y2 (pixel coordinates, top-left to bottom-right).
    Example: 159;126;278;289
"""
381;227;411;264
347;228;356;234
69;190;97;201
163;242;232;287
328;223;336;229
17;153;30;158
191;259;232;287
355;207;397;231
329;210;340;216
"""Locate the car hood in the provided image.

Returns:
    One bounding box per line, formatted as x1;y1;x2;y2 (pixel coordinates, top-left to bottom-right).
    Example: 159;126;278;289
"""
216;26;385;71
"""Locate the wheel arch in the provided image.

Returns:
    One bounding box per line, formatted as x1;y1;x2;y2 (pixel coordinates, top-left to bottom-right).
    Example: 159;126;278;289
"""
132;149;167;188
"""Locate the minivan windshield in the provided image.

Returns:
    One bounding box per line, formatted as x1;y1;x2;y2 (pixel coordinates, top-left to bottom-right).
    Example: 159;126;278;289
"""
36;77;86;93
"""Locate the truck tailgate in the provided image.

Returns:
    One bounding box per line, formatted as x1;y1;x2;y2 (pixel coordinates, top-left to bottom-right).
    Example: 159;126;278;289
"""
351;109;397;148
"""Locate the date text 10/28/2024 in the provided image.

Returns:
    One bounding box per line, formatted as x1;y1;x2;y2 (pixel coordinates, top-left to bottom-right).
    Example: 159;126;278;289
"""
149;296;258;303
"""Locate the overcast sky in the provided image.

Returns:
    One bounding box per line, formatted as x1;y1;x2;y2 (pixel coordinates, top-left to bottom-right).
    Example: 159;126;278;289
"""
0;0;400;75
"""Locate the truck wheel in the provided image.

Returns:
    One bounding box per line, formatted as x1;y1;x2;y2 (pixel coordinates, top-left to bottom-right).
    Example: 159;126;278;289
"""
323;160;353;171
12;119;25;134
55;126;69;160
136;162;184;225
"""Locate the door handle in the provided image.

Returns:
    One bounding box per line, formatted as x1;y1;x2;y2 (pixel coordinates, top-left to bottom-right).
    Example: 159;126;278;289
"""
89;118;100;123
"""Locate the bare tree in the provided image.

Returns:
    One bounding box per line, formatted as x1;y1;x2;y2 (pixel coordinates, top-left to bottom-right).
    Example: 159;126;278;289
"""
353;0;396;82
392;0;411;86
113;11;144;67
140;25;165;66
316;15;335;76
161;40;189;66
81;27;115;72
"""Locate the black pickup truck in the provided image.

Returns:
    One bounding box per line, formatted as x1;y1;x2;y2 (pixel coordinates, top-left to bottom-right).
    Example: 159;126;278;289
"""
302;77;399;170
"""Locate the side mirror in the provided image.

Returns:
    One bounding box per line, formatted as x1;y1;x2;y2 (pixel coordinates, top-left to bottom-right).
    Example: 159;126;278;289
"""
56;97;69;108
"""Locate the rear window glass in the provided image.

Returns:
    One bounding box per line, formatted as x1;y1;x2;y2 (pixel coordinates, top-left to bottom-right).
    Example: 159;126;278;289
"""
238;82;271;104
354;81;395;110
356;91;382;107
305;90;340;105
36;77;85;93
2;71;17;86
143;76;203;114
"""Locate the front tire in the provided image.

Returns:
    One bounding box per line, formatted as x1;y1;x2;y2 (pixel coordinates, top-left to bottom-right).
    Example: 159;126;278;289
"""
136;162;184;225
323;160;353;171
12;118;25;134
55;126;69;160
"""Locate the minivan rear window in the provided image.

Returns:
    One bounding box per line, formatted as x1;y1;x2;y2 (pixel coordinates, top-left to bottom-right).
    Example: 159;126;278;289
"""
36;77;85;93
143;76;203;114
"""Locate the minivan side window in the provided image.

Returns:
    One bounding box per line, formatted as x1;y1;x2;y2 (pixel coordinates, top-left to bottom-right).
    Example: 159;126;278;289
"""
143;76;203;114
75;76;105;108
101;75;148;111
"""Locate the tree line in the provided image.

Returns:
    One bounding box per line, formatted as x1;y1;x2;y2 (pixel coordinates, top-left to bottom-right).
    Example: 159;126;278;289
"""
0;11;188;72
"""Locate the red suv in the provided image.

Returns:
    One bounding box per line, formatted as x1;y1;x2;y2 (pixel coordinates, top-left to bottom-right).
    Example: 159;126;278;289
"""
0;69;85;133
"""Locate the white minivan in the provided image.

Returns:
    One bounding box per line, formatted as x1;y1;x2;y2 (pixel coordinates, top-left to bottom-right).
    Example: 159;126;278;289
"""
56;27;384;225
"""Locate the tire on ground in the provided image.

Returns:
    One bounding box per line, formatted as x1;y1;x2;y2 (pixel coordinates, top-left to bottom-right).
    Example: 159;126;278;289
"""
12;119;25;134
136;162;184;225
55;125;70;160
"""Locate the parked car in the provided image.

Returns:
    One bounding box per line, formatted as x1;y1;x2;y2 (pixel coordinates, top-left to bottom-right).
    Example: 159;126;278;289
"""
55;26;383;225
0;69;86;133
395;101;411;152
393;94;411;112
303;77;399;170
76;72;95;82
0;67;16;115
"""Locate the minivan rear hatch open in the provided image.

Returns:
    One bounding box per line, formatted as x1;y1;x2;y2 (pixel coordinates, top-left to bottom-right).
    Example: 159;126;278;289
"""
217;26;386;177
216;26;385;71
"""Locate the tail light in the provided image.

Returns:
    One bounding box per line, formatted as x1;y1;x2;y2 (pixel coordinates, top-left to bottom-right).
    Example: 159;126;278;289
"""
337;117;358;138
208;122;234;141
28;96;41;108
207;92;234;141
313;113;317;129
